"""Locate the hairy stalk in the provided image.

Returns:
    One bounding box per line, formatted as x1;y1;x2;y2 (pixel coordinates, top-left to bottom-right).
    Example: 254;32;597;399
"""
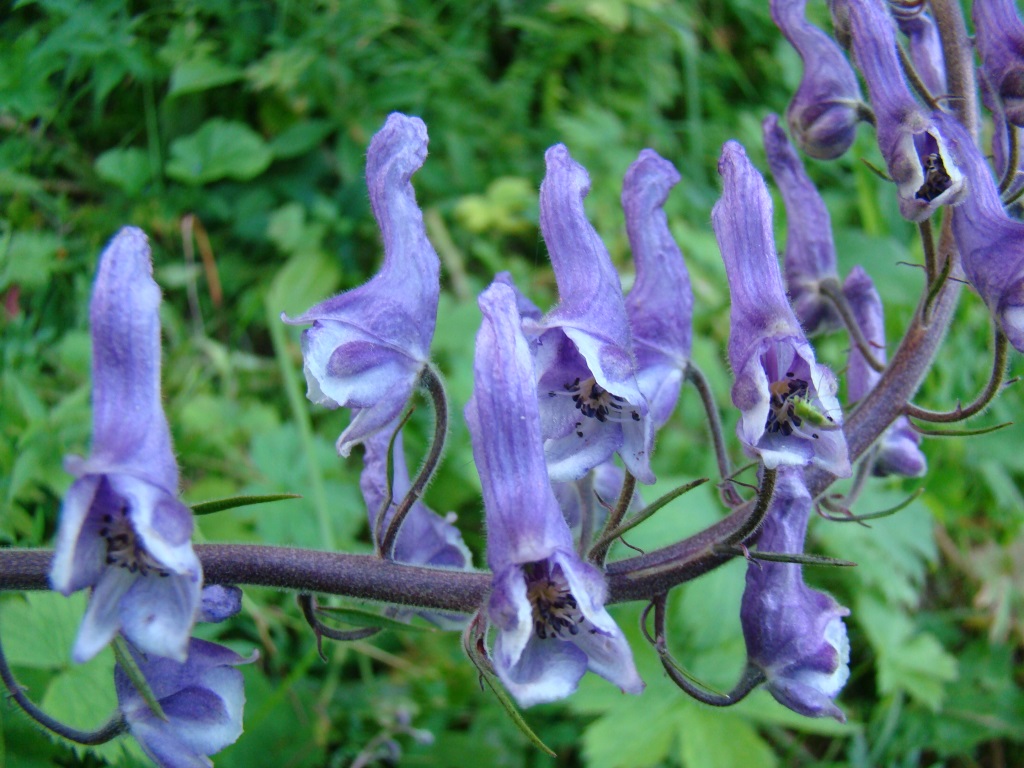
818;278;886;373
686;364;741;506
998;123;1021;195
588;471;637;567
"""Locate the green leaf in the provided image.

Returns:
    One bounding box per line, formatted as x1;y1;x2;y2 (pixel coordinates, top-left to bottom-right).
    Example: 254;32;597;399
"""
270;120;334;159
169;56;243;96
677;702;778;768
166;119;273;184
581;690;678;768
112;637;166;722
191;493;301;516
0;592;87;669
95;148;153;196
0;231;63;290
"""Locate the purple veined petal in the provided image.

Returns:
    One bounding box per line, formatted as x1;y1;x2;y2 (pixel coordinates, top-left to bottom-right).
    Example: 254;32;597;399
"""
50;475;107;595
85;227;178;494
771;0;864;159
763;114;842;335
974;0;1024;127
73;566;136;663
622;149;692;430
282;113;439;456
493;271;543;321
890;2;947;98
526;144;653;484
714;142;851;476
119;568;202;662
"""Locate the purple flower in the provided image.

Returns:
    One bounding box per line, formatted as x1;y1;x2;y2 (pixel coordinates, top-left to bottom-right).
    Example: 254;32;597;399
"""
49;228;201;664
763;114;842;335
525;145;652;484
890;2;947;98
740;467;850;721
552;461;641;534
198;585;243;624
771;0;864;159
466;281;643;707
282;113;439;456
842;0;966;221
713;142;850;476
359;424;471;570
622;149;692;430
974;0;1024;127
116;638;256;768
842;266;926;477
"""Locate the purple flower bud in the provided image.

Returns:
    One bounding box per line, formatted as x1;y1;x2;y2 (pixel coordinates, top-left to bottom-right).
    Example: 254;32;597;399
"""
116;638;257;768
198;585;243;624
713;142;851;476
526;145;653;484
622;149;693;430
283;113;439;456
842;0;966;221
467;281;643;707
740;467;850;721
974;0;1024;127
49;228;201;664
982;77;1024;199
763;114;842;335
890;2;947;99
842;266;926;477
771;0;864;159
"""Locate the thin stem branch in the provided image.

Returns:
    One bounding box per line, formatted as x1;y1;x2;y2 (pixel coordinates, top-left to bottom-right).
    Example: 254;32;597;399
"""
999;123;1021;195
818;278;886;373
686;364;741;506
919;218;938;288
897;41;939;110
588;472;636;567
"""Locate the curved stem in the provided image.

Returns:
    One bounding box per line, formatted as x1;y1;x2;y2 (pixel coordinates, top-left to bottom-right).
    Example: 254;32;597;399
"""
0;616;127;745
686;364;741;506
905;331;1011;422
297;594;380;661
818;278;886;373
897;41;938;110
588;471;636;567
999;123;1021;195
919;218;938;288
931;0;977;138
379;365;448;559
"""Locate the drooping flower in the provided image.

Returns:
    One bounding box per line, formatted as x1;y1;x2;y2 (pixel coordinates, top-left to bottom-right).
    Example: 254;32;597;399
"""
740;466;851;721
282;113;439;456
524;145;652;484
840;0;966;221
763;114;842;335
974;0;1024;127
622;149;692;430
50;227;201;664
466;281;643;708
771;0;864;160
713;142;850;476
359;423;471;570
842;266;926;476
890;1;947;99
116;637;256;768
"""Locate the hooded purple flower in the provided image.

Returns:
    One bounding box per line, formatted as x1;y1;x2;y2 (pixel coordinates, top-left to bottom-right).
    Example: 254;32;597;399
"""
941;115;1024;353
359;423;471;570
771;0;864;160
740;466;851;721
466;281;643;708
842;266;926;477
116;638;256;768
524;145;652;484
622;149;692;430
50;228;201;664
763;114;842;335
890;1;947;99
713;142;851;476
282;113;439;456
974;0;1024;127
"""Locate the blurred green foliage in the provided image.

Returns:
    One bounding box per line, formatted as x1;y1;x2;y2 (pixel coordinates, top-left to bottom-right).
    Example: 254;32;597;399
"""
1;0;1023;766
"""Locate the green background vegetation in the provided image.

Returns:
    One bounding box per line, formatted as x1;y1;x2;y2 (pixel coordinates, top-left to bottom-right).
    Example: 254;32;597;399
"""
1;1;1022;766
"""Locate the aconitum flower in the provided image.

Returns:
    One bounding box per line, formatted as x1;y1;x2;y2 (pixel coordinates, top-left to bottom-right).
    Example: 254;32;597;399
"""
740;467;851;721
974;0;1024;126
622;149;692;429
283;113;439;456
841;0;966;221
890;2;946;98
771;0;864;159
116;638;256;768
466;281;643;708
525;145;652;484
713;142;850;476
359;424;471;570
50;228;201;664
842;266;926;476
763;114;842;335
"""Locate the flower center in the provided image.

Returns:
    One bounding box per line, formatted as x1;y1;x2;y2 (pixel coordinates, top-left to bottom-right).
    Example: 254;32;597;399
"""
99;507;170;577
765;372;837;440
549;376;640;437
915;152;952;202
523;563;584;640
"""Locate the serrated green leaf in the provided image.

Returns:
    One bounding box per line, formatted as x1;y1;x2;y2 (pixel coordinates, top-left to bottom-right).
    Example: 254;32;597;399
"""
191;493;301;516
581;691;678;768
94;148;152;196
0;592;87;669
166;119;273;184
677;701;778;768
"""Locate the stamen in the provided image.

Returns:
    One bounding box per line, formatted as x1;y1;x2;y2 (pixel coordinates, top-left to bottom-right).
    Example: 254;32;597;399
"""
524;562;585;640
101;505;170;578
916;153;952;202
547;376;640;435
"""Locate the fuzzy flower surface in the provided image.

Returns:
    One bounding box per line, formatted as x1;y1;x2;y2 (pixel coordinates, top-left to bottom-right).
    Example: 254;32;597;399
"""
890;1;946;99
763;114;842;335
466;281;643;708
713;142;850;476
622;149;692;430
740;467;851;721
50;227;201;664
842;266;926;476
771;0;863;159
282;113;439;456
842;0;965;221
524;145;652;484
974;0;1024;127
116;638;256;768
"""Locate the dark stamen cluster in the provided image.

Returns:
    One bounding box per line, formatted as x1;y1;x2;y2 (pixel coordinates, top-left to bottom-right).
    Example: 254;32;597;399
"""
548;376;640;439
765;371;809;437
524;564;584;640
99;507;170;577
915;153;952;202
